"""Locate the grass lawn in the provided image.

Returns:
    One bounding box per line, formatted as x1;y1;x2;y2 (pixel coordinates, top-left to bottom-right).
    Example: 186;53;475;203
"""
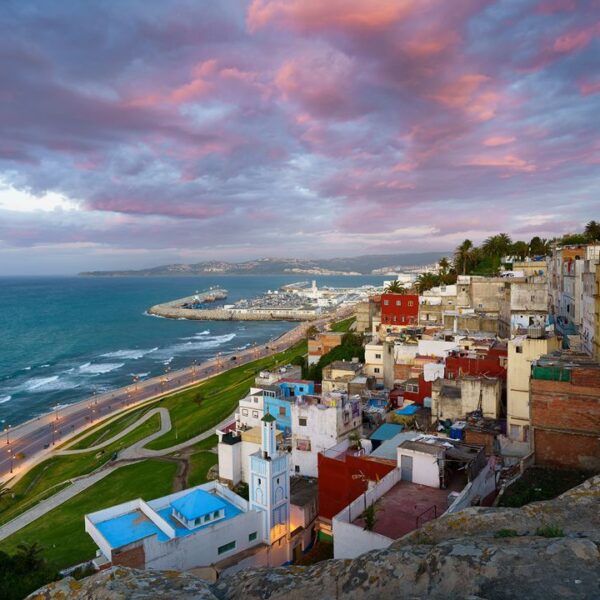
187;452;218;487
1;459;177;572
67;404;158;450
0;414;161;526
498;467;591;507
330;316;356;332
145;340;307;450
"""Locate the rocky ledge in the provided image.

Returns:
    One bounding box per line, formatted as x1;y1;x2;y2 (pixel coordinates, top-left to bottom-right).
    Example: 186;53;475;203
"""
28;475;600;600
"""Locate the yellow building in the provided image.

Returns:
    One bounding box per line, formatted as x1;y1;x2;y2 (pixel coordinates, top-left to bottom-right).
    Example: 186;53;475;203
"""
507;333;560;442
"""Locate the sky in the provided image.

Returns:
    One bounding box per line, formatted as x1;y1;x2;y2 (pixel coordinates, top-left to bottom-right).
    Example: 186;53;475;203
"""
1;0;599;275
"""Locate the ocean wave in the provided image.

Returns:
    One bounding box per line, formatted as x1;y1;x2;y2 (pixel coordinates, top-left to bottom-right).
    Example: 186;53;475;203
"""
0;395;11;404
101;347;158;360
143;311;166;319
163;357;174;365
79;362;125;375
181;330;211;340
168;333;237;353
20;376;80;393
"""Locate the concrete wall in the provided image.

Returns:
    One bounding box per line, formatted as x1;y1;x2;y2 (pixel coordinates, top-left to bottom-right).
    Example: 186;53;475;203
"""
507;336;560;441
332;469;400;559
445;458;497;514
397;447;440;488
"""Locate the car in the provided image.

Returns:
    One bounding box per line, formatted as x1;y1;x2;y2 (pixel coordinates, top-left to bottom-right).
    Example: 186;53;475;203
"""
43;443;50;449
230;355;237;361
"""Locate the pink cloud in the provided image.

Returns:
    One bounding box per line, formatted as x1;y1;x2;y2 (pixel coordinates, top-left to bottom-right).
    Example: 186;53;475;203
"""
465;154;536;173
579;79;600;96
247;0;416;33
553;23;600;54
483;135;516;147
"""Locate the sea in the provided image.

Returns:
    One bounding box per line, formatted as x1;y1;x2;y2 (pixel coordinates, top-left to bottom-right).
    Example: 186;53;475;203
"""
0;275;382;427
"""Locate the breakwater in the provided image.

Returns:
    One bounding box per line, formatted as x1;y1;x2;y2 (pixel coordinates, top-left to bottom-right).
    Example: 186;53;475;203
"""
147;305;321;321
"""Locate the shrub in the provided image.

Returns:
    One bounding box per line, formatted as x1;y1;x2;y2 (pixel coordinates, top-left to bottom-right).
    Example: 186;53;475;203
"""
535;525;564;538
494;529;519;538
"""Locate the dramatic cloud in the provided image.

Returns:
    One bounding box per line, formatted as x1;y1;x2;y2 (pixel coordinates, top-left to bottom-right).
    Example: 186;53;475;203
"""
0;0;599;274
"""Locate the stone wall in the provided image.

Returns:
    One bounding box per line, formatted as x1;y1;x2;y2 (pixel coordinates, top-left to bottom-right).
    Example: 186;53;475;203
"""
148;305;321;321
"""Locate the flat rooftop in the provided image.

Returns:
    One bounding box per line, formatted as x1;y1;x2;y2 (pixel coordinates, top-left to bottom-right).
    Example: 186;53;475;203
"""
352;478;463;539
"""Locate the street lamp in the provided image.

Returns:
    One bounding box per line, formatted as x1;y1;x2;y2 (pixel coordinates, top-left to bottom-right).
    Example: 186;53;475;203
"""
8;447;13;474
4;423;10;445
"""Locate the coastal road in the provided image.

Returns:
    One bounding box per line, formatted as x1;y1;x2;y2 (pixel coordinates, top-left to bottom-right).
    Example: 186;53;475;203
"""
0;309;351;481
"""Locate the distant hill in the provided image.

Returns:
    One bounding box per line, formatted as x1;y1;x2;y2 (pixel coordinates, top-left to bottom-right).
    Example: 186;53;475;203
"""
79;252;447;277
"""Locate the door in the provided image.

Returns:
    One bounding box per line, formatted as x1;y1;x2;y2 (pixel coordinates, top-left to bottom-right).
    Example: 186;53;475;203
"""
401;454;413;482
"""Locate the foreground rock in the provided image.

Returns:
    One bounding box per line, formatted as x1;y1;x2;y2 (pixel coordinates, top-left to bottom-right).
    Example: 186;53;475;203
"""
29;476;600;600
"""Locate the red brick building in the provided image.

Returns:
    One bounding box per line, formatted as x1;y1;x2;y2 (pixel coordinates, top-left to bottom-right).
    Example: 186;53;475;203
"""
402;374;432;405
531;352;600;471
381;293;419;327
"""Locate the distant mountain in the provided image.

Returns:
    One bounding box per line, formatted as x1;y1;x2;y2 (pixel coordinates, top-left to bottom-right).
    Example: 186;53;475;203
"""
79;252;447;277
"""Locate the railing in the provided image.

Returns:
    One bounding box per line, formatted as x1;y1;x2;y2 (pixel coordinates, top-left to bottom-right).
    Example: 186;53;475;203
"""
415;504;437;528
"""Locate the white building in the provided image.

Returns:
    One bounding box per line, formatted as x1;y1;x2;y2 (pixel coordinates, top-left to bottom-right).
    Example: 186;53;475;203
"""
364;343;385;383
291;393;362;477
86;415;295;576
235;387;278;430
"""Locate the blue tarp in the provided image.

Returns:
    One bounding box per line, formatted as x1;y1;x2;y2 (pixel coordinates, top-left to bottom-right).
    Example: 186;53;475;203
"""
395;405;420;416
370;423;404;441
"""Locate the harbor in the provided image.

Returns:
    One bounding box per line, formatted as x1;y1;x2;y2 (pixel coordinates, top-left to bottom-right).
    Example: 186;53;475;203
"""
147;280;381;321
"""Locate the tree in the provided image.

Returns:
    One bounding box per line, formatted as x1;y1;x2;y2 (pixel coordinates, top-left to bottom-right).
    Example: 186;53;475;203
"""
362;502;379;531
510;241;529;261
438;257;450;276
584;220;600;242
529;236;551;256
560;233;587;246
385;280;405;294
15;542;44;570
415;272;439;293
482;233;512;259
454;239;473;275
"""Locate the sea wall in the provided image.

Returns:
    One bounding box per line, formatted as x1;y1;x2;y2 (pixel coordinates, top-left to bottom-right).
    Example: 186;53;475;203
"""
148;305;321;321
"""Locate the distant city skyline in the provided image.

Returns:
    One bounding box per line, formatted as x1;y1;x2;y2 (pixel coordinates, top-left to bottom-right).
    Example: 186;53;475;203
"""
1;0;599;275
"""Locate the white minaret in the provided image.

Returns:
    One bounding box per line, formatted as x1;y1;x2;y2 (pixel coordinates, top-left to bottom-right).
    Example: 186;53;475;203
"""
249;412;290;548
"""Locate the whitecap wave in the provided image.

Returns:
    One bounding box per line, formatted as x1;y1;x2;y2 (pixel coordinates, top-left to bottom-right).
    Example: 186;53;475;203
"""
79;362;125;375
20;376;80;393
163;357;174;365
0;395;11;404
101;347;158;360
143;311;166;319
167;333;237;353
181;330;211;340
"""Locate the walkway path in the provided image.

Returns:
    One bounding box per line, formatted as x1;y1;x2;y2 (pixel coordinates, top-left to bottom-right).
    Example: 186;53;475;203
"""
56;408;170;455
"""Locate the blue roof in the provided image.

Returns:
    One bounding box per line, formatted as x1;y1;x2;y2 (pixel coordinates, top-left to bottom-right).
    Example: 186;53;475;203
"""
170;489;227;521
96;511;169;548
396;405;420;416
370;432;419;460
370;423;404;441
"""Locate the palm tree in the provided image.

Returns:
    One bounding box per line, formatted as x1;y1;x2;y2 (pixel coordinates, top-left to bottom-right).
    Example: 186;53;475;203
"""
415;272;439;293
16;541;44;569
385;280;405;294
454;239;473;275
482;233;512;259
584;220;600;242
438;257;450;276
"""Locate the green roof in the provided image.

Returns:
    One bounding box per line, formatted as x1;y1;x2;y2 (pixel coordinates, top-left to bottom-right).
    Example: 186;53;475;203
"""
262;412;276;423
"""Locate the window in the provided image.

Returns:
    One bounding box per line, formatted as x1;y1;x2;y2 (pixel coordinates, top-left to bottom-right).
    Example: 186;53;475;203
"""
516;346;523;354
299;417;307;427
396;300;401;306
523;426;529;442
510;424;520;439
242;409;248;416
383;300;389;305
204;515;210;522
374;367;380;373
213;511;220;518
279;406;286;416
218;541;236;555
295;465;300;473
252;410;259;418
375;353;381;359
249;532;257;542
408;300;414;307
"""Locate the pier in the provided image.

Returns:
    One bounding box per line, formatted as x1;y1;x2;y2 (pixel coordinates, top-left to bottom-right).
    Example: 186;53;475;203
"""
147;288;230;319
